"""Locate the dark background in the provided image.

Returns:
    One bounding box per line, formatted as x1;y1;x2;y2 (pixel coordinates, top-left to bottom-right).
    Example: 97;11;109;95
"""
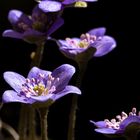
0;0;139;140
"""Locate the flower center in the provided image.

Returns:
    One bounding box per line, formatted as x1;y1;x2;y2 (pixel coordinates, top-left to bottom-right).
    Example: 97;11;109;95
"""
66;33;97;49
21;73;59;98
104;108;140;130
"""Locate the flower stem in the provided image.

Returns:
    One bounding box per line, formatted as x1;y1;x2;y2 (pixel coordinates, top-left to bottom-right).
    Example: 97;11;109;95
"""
18;42;45;140
67;61;88;140
38;108;49;140
18;104;28;140
28;106;36;140
30;42;45;67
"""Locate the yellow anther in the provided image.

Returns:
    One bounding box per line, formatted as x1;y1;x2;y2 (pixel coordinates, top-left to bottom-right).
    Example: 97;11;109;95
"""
33;84;46;95
74;1;87;8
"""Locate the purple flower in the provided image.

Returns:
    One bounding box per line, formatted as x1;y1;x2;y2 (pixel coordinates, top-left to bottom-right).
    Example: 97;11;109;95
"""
90;108;140;137
2;64;81;105
57;27;116;62
2;6;64;44
38;0;97;12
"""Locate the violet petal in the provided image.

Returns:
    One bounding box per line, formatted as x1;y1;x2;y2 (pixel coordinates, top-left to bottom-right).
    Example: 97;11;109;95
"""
51;85;81;101
95;128;117;134
39;1;62;12
88;27;106;37
30;94;53;102
28;67;51;79
8;9;32;26
2;90;35;104
2;29;23;39
119;116;140;130
3;72;26;93
93;36;116;57
90;120;107;128
51;64;75;91
47;17;64;36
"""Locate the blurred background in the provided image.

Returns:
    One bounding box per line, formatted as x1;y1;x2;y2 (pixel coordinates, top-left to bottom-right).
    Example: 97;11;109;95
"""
0;0;139;140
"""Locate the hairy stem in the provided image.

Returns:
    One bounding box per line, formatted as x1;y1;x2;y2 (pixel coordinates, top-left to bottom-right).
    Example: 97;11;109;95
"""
28;106;36;140
19;42;45;140
67;61;88;140
38;108;49;140
18;104;28;140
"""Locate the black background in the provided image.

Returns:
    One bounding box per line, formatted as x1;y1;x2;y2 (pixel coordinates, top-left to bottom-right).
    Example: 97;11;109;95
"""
0;0;139;140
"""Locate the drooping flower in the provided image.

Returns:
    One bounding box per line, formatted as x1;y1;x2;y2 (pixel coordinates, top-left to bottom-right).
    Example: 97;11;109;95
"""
90;108;140;139
57;27;116;62
2;64;81;105
2;6;64;44
38;0;98;13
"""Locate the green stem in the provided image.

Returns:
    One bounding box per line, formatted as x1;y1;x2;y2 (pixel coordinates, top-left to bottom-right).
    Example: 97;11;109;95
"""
19;42;45;140
67;61;88;140
28;106;36;140
18;104;28;140
30;42;45;67
38;108;49;140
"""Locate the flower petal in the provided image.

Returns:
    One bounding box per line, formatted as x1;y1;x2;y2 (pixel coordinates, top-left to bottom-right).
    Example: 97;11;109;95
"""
28;67;51;79
8;10;23;24
30;94;53;102
3;72;26;93
119;116;140;130
51;85;81;101
90;120;107;128
51;64;75;91
2;90;35;104
60;47;81;59
58;39;69;47
2;29;23;39
93;36;116;57
47;17;64;36
88;27;106;37
8;9;32;26
95;128;117;134
39;1;62;12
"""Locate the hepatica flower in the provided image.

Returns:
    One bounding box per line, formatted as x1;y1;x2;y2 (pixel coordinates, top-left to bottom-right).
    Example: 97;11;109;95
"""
3;6;64;44
38;0;97;13
58;27;116;62
2;64;81;105
90;108;140;138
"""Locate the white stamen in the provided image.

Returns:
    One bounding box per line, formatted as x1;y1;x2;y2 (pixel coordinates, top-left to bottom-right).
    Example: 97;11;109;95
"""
104;107;140;130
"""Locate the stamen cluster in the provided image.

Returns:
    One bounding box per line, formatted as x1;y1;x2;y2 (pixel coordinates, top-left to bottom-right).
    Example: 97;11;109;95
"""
21;74;59;98
104;108;140;130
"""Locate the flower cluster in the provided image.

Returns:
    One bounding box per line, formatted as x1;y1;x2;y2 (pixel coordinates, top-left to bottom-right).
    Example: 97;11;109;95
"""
1;0;134;140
